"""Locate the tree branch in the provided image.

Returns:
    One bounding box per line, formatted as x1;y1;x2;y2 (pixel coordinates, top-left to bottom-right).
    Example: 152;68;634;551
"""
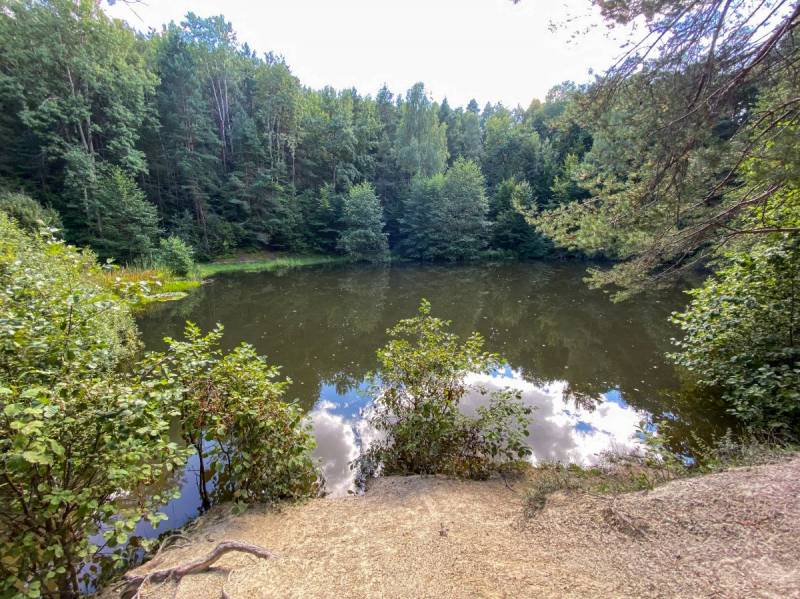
123;541;276;596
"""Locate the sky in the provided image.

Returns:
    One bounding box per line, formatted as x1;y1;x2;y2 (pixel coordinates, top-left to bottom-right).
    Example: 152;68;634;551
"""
106;0;629;108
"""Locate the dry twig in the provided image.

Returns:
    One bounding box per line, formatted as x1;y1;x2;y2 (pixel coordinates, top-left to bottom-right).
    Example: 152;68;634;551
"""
122;541;276;598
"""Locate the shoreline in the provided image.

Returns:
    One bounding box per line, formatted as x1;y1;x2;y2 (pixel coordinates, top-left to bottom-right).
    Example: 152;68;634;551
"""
116;455;800;598
196;253;353;277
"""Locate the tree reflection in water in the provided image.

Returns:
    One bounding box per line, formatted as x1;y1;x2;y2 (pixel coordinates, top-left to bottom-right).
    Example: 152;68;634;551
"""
138;262;734;496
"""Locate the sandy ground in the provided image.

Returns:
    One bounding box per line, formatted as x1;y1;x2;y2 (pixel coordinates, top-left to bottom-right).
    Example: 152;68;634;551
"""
120;457;800;599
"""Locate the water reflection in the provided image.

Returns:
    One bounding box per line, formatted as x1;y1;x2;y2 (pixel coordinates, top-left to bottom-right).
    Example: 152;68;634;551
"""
310;401;360;496
137;262;732;500
463;372;645;466
306;371;650;496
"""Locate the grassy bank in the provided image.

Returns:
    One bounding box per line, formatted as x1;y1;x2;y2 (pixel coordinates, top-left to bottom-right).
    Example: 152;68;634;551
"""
109;254;349;303
197;253;352;277
99;266;201;306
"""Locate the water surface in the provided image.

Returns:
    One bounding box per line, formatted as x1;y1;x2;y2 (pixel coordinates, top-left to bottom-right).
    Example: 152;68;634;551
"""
136;261;730;530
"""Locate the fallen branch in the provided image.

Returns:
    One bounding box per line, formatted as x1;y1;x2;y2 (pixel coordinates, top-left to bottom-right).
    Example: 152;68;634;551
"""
123;541;276;597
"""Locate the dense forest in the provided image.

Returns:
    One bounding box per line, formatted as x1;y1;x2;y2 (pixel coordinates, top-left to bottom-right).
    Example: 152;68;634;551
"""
1;0;799;596
0;0;592;263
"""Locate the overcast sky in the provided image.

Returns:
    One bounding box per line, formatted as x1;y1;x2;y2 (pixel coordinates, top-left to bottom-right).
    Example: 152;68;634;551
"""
106;0;628;108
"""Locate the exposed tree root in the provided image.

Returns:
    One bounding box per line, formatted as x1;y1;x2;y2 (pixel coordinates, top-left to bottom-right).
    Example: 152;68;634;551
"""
122;541;276;598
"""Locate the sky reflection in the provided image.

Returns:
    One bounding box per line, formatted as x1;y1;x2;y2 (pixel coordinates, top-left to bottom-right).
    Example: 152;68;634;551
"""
310;369;647;496
310;401;360;497
467;372;645;465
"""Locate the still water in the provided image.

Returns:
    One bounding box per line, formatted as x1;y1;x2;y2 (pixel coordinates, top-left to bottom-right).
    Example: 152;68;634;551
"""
135;261;730;536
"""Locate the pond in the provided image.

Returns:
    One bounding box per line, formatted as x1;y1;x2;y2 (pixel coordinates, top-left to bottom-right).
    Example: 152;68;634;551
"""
134;261;731;538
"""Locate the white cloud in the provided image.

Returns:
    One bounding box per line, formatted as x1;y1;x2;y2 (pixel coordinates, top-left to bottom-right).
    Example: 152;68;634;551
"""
464;371;645;465
309;407;360;497
309;369;646;495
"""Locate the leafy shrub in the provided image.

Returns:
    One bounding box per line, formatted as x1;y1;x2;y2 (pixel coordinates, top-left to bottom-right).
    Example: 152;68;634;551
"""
157;235;195;276
0;191;62;233
139;323;319;508
670;239;800;432
0;214;189;597
362;300;531;479
0;215;321;596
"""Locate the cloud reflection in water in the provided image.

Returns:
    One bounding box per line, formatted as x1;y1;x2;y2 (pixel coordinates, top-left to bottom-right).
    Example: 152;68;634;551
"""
309;401;360;497
310;370;647;497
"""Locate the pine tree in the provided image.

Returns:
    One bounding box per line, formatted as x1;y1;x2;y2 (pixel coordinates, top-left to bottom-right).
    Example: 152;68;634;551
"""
89;166;160;263
338;182;388;261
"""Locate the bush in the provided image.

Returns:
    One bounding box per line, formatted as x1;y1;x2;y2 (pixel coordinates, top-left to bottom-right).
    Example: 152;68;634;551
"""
0;214;189;597
157;235;195;276
0;191;62;233
0;215;321;596
139;323;319;508
670;238;800;432
362;300;531;479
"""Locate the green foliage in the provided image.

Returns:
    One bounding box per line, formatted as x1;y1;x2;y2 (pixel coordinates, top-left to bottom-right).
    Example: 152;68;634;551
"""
0;215;321;595
395;83;449;178
86;166;160;263
400;159;490;261
196;254;350;277
0;0;156;253
490;179;552;258
337;182;389;261
670;239;800;432
482;106;558;201
157;235;195;277
138;323;320;508
0;1;597;263
534;1;800;296
0;214;189;597
440;98;483;165
399;174;446;260
0;192;62;233
362;300;532;479
438;158;490;260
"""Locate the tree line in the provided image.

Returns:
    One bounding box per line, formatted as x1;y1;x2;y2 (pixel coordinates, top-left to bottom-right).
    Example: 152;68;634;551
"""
0;0;591;264
2;0;798;442
1;0;799;595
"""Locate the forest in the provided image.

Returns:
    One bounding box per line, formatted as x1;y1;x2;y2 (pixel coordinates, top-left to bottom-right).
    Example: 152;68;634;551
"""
1;0;799;596
0;1;593;263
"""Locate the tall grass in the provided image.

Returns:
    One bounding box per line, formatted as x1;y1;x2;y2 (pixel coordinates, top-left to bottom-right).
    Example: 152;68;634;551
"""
98;266;201;295
197;255;351;277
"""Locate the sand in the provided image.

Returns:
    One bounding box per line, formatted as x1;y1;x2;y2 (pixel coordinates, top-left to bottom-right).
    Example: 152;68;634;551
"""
118;456;800;598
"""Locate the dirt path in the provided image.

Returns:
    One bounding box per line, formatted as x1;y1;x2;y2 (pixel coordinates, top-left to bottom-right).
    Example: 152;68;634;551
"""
122;457;800;598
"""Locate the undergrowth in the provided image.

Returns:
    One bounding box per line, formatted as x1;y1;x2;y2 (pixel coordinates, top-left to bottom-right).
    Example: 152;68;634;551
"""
97;266;201;305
